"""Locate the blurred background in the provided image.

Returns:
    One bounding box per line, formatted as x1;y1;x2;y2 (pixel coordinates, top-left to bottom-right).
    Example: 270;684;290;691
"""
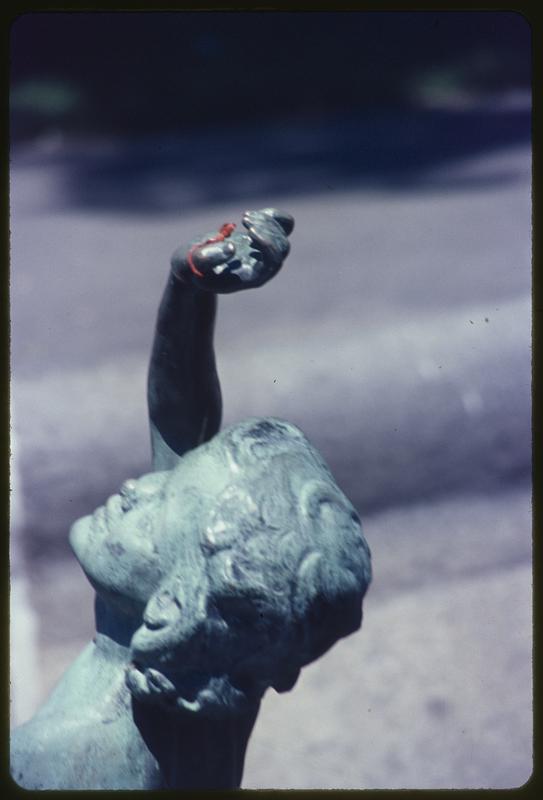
9;10;531;789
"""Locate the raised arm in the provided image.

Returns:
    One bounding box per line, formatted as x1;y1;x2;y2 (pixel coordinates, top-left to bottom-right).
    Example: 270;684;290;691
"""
148;208;294;471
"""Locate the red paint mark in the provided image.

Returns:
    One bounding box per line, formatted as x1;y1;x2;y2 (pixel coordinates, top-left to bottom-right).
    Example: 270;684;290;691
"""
187;222;237;278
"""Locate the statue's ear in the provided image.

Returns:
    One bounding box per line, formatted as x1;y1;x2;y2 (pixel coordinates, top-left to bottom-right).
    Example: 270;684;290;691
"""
142;584;183;630
129;578;186;664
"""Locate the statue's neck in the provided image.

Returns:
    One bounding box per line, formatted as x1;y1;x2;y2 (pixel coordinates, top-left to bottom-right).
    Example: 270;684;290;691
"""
92;595;259;789
132;697;260;789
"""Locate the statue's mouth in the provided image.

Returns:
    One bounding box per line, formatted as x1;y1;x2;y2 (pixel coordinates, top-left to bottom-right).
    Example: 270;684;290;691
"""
126;661;254;717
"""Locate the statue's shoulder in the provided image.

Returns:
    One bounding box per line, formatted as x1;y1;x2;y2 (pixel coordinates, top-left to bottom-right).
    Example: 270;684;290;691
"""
11;709;161;790
10;714;85;789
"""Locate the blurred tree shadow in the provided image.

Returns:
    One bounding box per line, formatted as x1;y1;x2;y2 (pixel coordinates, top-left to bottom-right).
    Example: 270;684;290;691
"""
12;104;530;215
10;11;531;214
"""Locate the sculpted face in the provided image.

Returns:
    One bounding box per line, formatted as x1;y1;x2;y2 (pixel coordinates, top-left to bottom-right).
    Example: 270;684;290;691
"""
70;471;172;613
70;445;290;716
70;420;371;719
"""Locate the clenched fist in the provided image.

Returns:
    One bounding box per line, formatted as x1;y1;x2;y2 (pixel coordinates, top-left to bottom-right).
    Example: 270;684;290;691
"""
171;208;294;294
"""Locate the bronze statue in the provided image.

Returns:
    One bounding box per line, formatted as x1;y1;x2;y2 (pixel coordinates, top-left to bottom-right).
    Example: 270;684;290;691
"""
11;209;372;789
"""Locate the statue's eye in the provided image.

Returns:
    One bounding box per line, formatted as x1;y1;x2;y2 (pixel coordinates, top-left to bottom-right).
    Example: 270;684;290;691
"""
120;480;139;512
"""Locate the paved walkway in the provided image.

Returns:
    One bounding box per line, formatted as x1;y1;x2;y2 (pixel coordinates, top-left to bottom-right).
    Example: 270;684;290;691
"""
10;119;532;787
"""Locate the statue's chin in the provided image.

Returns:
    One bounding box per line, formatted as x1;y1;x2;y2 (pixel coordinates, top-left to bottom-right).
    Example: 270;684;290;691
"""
125;663;256;718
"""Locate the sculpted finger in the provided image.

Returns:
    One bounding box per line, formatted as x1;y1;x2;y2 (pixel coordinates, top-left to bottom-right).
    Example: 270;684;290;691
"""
242;214;290;266
261;208;295;236
171;240;236;283
192;241;236;273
